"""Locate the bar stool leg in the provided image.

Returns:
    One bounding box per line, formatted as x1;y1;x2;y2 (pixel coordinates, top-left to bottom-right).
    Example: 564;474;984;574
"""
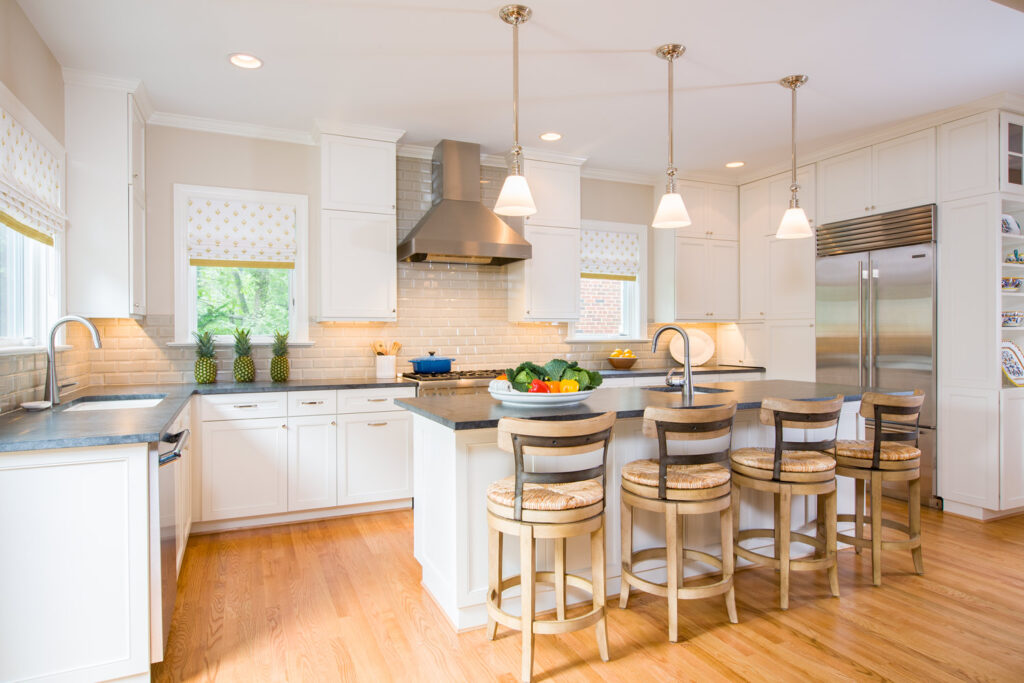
825;487;840;597
487;527;502;641
520;527;535;683
619;497;632;609
554;538;567;621
591;521;609;661
909;475;924;575
816;494;826;553
665;508;680;642
870;471;883;586
854;478;865;555
773;494;782;572
732;485;741;551
720;503;738;624
778;488;792;610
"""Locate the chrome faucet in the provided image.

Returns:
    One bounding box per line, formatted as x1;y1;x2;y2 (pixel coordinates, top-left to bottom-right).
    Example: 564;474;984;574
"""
44;315;102;406
651;324;693;403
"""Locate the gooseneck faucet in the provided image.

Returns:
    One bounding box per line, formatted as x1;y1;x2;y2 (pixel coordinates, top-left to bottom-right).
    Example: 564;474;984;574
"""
44;315;102;406
651;324;693;403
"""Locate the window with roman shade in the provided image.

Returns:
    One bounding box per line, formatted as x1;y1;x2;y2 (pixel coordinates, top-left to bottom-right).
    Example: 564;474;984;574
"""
570;222;648;341
186;196;297;269
580;227;641;281
0;107;65;246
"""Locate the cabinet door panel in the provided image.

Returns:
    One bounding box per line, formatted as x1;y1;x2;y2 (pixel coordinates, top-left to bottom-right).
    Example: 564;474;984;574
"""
739;180;770;320
201;418;287;520
818;147;872;223
938;111;998;201
872;129;936;213
1000;391;1024;510
707;185;738;240
1000;111;1024;195
766;321;816;381
674;182;708;238
673;237;708;320
320;211;397;320
938;388;999;509
523;225;580;320
766;236;815;319
288;416;338;511
338;411;412;505
708;241;738;320
321;136;397;214
129;192;146;316
524;161;580;229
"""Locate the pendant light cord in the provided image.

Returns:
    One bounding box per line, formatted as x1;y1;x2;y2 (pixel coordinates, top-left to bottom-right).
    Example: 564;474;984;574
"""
666;54;676;193
790;83;798;196
511;19;522;175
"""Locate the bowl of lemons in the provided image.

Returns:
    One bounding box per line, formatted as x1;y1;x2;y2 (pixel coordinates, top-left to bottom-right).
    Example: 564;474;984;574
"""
607;348;638;369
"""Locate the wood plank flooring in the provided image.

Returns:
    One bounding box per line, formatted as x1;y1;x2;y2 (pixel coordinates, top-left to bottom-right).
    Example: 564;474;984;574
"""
153;502;1024;682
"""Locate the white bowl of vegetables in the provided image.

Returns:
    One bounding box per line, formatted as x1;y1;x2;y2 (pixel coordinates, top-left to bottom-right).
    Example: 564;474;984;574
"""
488;360;603;407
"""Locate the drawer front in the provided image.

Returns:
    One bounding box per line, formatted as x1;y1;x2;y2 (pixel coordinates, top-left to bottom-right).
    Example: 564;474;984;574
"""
287;390;338;416
338;387;416;414
201;392;287;421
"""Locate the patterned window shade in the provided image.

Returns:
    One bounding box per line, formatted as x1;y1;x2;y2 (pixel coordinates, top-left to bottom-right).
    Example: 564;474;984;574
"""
186;195;297;269
0;108;65;246
580;228;640;281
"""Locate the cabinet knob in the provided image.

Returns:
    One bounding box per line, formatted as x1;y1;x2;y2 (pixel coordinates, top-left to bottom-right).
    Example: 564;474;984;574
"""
392;308;396;313
330;420;336;426
871;205;876;210
865;206;870;211
281;424;287;429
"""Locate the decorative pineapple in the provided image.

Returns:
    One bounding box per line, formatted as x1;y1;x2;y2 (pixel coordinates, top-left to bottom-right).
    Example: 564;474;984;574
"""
232;328;256;383
270;331;289;382
193;331;217;384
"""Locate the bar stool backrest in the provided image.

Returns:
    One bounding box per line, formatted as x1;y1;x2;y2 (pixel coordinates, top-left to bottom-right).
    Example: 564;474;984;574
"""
642;401;737;499
860;390;925;468
497;412;616;521
759;395;844;481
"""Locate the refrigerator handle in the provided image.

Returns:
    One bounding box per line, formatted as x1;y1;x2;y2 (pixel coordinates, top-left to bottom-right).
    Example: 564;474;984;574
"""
858;260;865;386
869;264;879;386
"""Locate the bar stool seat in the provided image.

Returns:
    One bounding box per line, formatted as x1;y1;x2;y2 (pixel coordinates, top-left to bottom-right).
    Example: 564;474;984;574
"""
487;477;604;515
835;440;921;462
621;460;730;490
730;447;837;475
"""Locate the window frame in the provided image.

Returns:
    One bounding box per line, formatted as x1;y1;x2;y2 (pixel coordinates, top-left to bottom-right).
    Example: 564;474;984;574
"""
173;184;309;345
567;219;648;343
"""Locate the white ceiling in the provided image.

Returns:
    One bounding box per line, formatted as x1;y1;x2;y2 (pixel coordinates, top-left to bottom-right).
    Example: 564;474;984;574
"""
18;0;1024;180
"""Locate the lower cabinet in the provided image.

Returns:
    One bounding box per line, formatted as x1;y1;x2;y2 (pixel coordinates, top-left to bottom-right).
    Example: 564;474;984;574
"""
338;411;413;505
287;415;339;511
765;320;817;381
201;417;289;521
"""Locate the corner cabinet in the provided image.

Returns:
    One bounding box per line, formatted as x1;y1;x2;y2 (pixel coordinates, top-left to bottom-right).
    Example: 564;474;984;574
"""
66;79;147;318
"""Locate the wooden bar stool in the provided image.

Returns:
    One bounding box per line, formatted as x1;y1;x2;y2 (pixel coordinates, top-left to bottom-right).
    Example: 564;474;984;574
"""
485;412;615;683
730;396;843;610
835;390;925;586
619;402;739;642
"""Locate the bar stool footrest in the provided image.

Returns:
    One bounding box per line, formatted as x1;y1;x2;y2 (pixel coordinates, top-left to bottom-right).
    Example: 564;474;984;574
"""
622;547;733;600
735;529;831;572
488;573;604;636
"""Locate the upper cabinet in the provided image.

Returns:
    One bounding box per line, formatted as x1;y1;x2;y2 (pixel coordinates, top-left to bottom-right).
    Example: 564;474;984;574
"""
65;78;147;319
523;159;581;229
1000;111;1024;195
321;135;397;214
938;111;999;201
817;128;936;224
674;181;738;240
652;235;737;322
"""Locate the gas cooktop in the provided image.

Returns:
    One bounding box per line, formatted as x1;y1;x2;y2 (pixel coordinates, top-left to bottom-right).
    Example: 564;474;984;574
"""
404;369;504;385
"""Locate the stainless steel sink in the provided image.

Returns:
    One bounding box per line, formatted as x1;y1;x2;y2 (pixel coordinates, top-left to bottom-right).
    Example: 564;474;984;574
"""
64;395;167;411
645;386;732;394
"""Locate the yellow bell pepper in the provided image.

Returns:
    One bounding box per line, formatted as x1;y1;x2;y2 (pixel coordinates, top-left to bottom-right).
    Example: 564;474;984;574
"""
560;379;580;393
544;380;561;393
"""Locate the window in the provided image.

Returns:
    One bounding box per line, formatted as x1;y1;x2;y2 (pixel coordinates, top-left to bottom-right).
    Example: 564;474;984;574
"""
173;185;308;343
0;226;58;348
568;221;647;341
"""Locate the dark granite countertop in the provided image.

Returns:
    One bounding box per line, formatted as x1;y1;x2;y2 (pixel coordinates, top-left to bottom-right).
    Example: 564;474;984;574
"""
0;378;415;453
395;379;869;430
601;364;765;378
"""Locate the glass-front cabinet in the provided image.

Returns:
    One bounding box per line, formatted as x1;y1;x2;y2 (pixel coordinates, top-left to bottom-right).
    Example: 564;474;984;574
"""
1001;112;1024;194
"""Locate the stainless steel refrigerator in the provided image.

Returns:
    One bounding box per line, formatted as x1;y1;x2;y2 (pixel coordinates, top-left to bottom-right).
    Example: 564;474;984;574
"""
815;204;940;508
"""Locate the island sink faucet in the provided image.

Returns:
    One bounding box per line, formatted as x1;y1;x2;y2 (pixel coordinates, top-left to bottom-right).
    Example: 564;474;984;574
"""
44;315;102;406
651;324;693;403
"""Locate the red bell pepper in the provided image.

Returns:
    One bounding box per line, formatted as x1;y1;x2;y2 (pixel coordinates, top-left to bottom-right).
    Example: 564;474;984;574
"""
528;379;550;393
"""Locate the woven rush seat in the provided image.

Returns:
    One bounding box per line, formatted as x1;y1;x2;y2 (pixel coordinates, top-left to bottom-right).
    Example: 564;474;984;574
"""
621;460;730;490
730;447;836;473
836;440;921;461
487;476;604;511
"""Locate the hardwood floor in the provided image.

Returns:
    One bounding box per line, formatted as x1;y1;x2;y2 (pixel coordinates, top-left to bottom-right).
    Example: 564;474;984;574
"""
153;502;1024;682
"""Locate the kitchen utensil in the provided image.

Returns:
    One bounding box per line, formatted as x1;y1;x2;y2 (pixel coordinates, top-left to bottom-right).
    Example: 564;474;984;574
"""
1002;311;1024;327
1002;340;1024;386
390;341;401;356
409;351;455;374
20;400;51;411
488;386;595;407
607;356;638;370
668;328;715;366
1002;214;1021;235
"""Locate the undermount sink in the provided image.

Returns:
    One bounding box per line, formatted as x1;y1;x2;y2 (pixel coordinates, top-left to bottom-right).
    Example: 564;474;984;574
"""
645;386;732;394
64;395;167;412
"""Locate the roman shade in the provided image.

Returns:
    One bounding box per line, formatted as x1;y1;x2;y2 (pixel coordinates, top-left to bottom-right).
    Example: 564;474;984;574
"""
186;194;297;269
0;107;65;246
580;228;640;281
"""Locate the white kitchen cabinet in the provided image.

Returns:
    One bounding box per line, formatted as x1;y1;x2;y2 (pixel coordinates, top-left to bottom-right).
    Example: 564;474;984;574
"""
1000;111;1024;195
1000;389;1024;510
766;320;816;381
818;147;872;224
338;410;413;505
600;377;634;388
674;181;707;238
717;322;767;368
319;210;397;321
523;158;582;229
321;134;397;214
508;224;580;321
766;236;815;319
673;181;737;240
66;81;147;318
739;181;770;320
670;236;708;319
937;111;999;202
287;415;338;511
708;240;740;319
201;417;288;521
938;387;1000;510
653;236;737;322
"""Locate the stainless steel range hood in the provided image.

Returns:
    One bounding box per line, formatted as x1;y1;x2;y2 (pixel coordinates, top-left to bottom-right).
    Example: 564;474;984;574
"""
396;140;532;265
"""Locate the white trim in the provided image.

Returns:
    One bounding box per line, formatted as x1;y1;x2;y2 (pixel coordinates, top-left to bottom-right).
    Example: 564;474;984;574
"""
568;219;648;342
521;147;587;166
61;67;141;91
314;119;405;143
396;143;511;168
131;82;155;121
190;499;411;534
150;112;315;146
581;167;657;186
0;79;64;159
173;184;310;344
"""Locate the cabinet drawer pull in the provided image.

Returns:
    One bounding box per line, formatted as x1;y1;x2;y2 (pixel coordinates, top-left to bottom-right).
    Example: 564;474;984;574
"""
300;400;324;405
330;420;337;426
367;422;388;427
233;404;258;409
367;398;389;402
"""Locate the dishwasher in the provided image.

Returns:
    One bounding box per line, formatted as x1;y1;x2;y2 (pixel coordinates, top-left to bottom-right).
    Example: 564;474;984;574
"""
149;428;189;663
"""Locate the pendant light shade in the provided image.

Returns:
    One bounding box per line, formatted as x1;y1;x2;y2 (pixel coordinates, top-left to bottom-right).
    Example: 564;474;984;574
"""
652;44;691;229
495;5;537;217
776;74;812;239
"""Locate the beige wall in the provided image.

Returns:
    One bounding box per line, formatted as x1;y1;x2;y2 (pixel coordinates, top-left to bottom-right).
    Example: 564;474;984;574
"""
0;0;64;142
581;177;653;225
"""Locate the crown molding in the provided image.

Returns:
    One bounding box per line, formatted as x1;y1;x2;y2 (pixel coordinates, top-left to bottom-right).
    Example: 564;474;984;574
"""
131;82;155;121
314;119;405;143
148;111;315;145
61;68;141;91
520;146;587;166
396;143;432;160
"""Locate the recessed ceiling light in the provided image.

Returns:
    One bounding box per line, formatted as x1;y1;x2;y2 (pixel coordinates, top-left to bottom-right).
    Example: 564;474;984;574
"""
725;161;745;168
229;53;263;69
539;132;562;142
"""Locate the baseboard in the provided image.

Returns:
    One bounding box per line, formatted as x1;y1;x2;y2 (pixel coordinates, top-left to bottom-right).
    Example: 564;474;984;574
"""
190;499;412;534
941;500;1024;522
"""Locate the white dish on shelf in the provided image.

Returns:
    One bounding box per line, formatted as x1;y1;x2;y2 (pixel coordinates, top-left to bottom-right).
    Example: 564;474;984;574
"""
488;387;595;407
669;329;715;366
1002;340;1024;387
1002;214;1021;235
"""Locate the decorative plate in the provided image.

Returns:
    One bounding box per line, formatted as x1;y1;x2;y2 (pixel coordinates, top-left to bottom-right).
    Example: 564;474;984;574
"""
669;328;715;366
1001;340;1024;387
488;387;595;407
1002;214;1021;235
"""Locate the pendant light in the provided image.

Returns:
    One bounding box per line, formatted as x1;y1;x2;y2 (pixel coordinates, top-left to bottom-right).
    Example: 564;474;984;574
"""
652;44;691;229
494;5;537;217
776;74;812;239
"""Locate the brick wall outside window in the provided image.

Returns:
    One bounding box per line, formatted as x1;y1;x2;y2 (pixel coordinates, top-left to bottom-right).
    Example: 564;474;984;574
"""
576;278;624;336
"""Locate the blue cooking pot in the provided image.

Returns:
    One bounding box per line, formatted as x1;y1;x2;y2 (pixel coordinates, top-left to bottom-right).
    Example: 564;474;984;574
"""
409;351;455;374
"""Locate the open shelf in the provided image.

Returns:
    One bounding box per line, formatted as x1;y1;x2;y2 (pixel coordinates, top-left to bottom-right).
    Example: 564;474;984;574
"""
1001;326;1024;332
1003;263;1024;270
1003;233;1024;244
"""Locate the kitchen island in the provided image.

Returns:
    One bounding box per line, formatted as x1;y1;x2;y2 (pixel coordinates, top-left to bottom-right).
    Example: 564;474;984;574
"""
396;380;868;631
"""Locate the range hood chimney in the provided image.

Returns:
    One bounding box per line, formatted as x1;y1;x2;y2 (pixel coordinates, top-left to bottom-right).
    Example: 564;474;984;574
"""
396;140;532;265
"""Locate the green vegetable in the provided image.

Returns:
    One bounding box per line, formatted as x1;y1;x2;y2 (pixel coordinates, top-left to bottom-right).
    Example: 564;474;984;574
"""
503;358;602;392
544;359;570;382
